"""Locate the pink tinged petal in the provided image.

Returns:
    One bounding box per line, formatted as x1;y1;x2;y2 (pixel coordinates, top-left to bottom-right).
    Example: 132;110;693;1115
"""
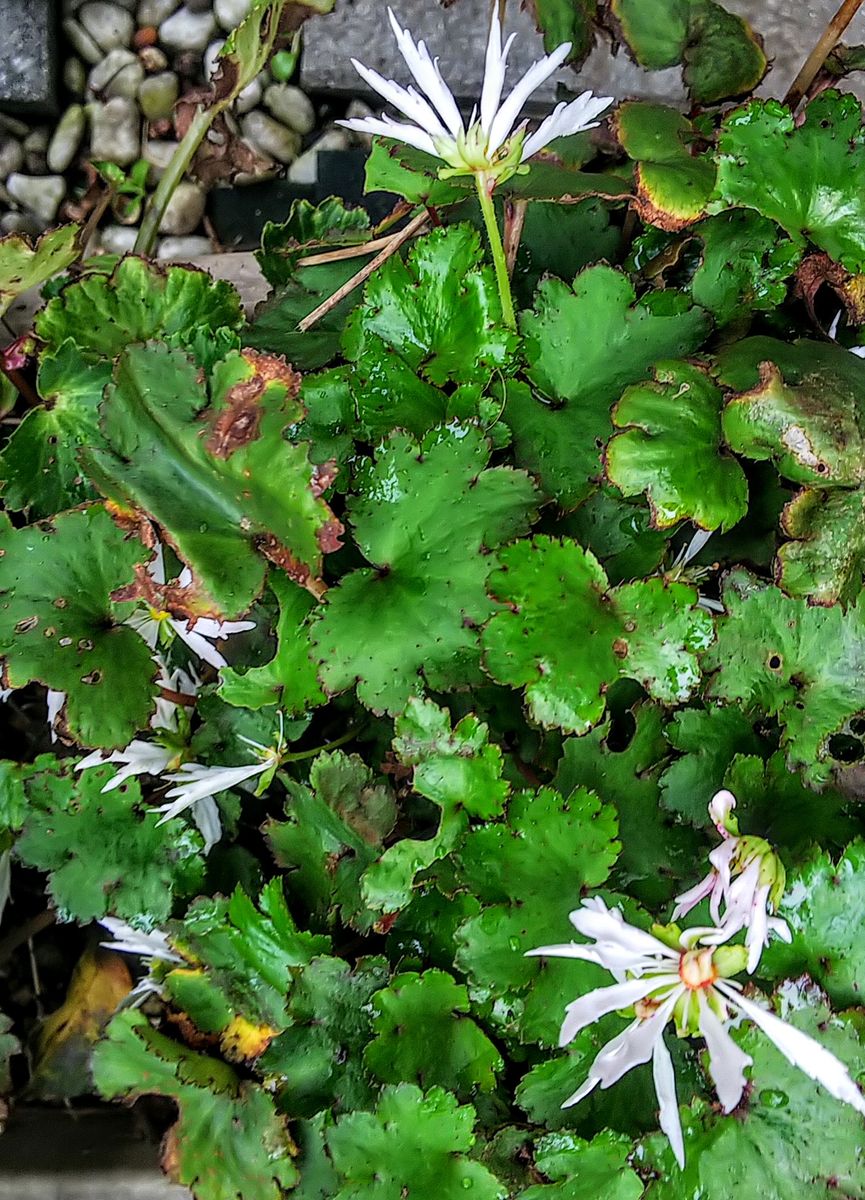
745;882;771;974
653;1030;685;1170
562;990;683;1106
719;984;865;1116
672;871;717;921
769;916;792;944
479;6;517;135
337;115;439;157
709;788;737;833
486;41;573;154
349;57;449;139
386;10;463;136
559;975;680;1047
698;991;752;1112
521;91;613;160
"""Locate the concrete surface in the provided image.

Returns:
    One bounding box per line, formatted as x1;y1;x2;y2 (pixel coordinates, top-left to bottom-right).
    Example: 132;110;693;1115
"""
0;0;56;112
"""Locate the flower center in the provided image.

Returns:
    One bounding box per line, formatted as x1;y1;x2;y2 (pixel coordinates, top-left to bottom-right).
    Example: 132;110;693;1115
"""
678;948;716;990
148;606;171;623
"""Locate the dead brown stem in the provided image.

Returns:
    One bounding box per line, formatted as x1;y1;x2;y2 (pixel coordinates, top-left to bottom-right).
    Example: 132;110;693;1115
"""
784;0;865;109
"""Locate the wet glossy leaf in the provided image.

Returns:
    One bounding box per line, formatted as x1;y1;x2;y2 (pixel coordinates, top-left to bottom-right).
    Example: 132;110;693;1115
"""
609;0;689;69
527;0;596;62
218;573;325;713
364;969;502;1096
705;573;865;785
607;360;748;531
660;705;764;823
257;197;371;286
614;103;715;230
690;212;802;326
563;491;668;584
0;224;80;319
454;786;619;1044
761;842;865;1006
713;92;865;270
267;751;395;931
0;505;156;748
311;425;536;714
512;266;710;505
15;763;205;925
777;486;865;606
93;1009;299;1200
555;706;700;905
482;536;712;734
326;1083;505;1200
522;1130;643;1200
86;343;339;614
364;140;464;206
163;880;330;1056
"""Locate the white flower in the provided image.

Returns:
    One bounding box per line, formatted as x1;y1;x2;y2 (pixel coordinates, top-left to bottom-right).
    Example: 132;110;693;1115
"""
151;659;201;733
338;8;612;183
527;898;865;1168
77;739;177;792
0;848;10;925
672;790;790;973
127;546;254;670
98;917;182;964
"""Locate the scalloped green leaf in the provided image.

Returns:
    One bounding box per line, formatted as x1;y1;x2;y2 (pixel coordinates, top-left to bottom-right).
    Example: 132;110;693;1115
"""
257;197;371;287
0;340;107;517
0;224;80;319
35;256;243;360
0;505;156;748
690;212;802;326
311;425;536;714
326;1083;505;1200
718;337;865;487
564;491;668;584
555;705;700;906
259;955;389;1118
659;705;764;823
162;880;330;1052
93;1009;299;1200
267;750;396;932
610;0;689;68
607;360;748;531
454;786;619;1044
85;343;339;614
761;842;865;1006
704;574;865;785
511;266;710;505
640;983;865;1198
218;573;325;712
482;537;712;734
713;92;865;270
777;486;865;606
527;0;596;62
15;763;204;926
522;1130;643;1200
360;698;509;915
614;103;715;229
363;140;464;206
364;969;502;1096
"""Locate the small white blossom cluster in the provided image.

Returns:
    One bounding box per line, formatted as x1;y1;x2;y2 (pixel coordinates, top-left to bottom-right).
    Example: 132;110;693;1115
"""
529;790;865;1168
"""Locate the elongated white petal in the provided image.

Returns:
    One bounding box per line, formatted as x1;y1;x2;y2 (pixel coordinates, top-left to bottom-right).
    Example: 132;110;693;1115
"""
672;871;717;922
521;91;613;160
172;622;228;670
653;1030;685;1169
349;56;450;140
486;40;573;154
126;610;160;649
156;759;269;822
147;543;167;586
719;984;865;1116
744;882;771;973
77;748;109;772
46;689;65;741
525;940;606;965
192;794;222;854
99;917;182;963
559;974;680;1047
479;8;516;134
387;9;463;136
563;990;682;1106
698;991;752;1112
570;899;679;967
337;114;439;157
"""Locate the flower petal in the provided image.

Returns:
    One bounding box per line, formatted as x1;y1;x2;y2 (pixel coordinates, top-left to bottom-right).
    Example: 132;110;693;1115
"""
348;56;449;140
386;9;463;136
337;115;439;157
570;898;678;968
521;91;613;160
698;991;752;1112
156;760;269;821
559;975;680;1047
486;41;573;154
192;794;223;855
719;984;865;1116
479;7;517;135
672;870;717;922
653;1029;685;1169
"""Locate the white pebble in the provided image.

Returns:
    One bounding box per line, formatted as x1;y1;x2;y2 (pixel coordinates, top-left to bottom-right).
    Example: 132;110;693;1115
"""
143;138;179;180
138;71;179;119
62;18;104;64
99;224;139;254
159;5;217;52
88;97;141;165
137;0;179;23
214;0;252;30
79;2;135;51
287;128;349;184
6;174;67;224
158;234;213;259
263;84;315;135
157;180;206;235
241;110;300;164
0;136;24;179
47;105;87;173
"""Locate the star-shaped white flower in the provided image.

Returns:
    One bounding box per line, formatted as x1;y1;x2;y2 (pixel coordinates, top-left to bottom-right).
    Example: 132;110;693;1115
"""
339;8;613;183
672;790;791;973
527;898;865;1168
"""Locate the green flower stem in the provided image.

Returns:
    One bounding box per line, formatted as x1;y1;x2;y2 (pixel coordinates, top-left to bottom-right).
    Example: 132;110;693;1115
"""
475;173;516;330
277;725;362;766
